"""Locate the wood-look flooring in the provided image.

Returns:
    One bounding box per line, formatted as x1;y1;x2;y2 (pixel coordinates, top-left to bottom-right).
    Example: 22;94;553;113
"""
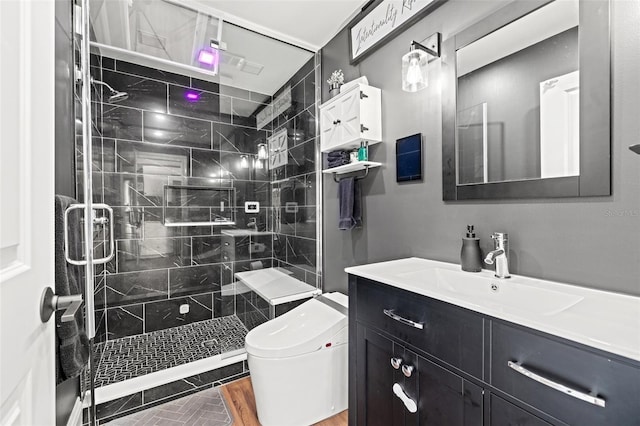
221;377;348;426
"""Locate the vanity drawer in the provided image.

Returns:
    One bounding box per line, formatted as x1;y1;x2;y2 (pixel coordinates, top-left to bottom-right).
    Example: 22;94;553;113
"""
490;321;640;426
354;277;483;378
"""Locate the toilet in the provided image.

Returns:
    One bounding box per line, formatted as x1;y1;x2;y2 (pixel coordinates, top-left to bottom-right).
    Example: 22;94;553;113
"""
245;292;349;426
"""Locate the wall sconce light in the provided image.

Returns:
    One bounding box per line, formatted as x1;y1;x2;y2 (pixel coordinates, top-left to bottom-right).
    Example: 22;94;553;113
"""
257;143;268;160
401;32;441;92
240;155;249;169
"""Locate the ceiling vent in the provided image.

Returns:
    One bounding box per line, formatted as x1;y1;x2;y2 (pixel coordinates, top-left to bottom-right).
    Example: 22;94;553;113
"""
239;60;264;76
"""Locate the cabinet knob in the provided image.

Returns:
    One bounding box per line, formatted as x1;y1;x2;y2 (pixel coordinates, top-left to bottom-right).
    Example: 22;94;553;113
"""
402;364;414;378
390;357;402;370
333;119;341;125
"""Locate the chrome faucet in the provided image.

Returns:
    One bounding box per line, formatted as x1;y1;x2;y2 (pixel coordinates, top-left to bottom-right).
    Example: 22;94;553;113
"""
484;232;511;279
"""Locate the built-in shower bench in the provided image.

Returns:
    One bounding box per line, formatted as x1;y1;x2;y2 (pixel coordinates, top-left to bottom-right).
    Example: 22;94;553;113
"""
234;268;321;318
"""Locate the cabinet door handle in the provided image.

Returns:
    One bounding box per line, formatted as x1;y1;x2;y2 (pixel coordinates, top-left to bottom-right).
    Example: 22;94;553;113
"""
333;119;341;125
390;357;402;369
383;309;424;330
392;383;417;413
507;361;606;408
361;124;369;132
360;91;368;99
402;364;414;378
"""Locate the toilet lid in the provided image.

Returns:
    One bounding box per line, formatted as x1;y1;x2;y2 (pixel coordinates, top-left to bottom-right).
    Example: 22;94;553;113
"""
245;296;347;358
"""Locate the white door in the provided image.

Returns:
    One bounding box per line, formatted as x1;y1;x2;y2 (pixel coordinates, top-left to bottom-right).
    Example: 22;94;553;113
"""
338;89;362;146
0;1;56;425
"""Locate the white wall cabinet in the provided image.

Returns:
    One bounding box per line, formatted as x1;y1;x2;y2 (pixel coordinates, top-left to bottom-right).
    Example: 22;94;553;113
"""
319;83;381;152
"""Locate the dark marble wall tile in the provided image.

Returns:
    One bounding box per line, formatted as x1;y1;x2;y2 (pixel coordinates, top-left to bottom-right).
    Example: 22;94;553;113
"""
287;138;316;178
101;69;168;112
116;140;190;176
115;238;190;273
286;235;316;269
231;98;265;127
115;59;190;86
169;264;222;297
296;208;317;239
94;308;107;344
190;149;222;178
142;111;212;149
303;73;316;110
102;56;115;70
96;392;143;421
294;109;316;145
103;173;166;207
106;305;144;339
75;137;103;173
192;236;222;265
213;291;235;318
144;294;213;333
105;269;168;307
167;85;226;122
289;80;305;118
190;78;219;94
99;104;143;141
250;234;273;260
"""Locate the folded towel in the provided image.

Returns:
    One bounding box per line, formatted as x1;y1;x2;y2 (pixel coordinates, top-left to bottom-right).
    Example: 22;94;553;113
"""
328;158;350;168
338;177;357;230
327;150;349;159
55;195;90;384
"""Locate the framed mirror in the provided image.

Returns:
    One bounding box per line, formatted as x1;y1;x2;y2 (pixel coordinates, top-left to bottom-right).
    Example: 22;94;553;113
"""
442;0;610;200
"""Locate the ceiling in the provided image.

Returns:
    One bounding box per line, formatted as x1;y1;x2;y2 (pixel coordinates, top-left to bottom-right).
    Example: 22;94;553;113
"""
89;0;368;102
189;0;370;52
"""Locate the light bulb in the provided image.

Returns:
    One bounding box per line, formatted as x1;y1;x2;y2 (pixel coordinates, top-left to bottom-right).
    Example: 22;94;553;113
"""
402;49;429;92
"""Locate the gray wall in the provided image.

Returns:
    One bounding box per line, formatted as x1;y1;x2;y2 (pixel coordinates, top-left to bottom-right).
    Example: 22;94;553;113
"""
321;0;640;296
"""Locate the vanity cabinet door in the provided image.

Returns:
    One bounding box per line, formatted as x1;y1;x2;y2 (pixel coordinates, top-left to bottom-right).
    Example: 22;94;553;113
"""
356;324;408;426
412;352;483;426
489;395;552;426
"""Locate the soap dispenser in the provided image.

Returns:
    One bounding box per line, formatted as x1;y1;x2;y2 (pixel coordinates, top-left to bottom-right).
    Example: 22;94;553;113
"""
461;225;483;272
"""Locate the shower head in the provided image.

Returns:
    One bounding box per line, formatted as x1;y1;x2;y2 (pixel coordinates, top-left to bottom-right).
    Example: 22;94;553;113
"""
91;78;129;103
108;91;129;103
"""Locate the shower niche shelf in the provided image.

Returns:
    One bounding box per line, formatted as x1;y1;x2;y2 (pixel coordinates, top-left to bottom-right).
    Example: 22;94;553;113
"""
162;184;236;227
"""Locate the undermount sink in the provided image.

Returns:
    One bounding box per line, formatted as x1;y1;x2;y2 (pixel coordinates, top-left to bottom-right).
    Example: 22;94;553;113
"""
397;268;584;316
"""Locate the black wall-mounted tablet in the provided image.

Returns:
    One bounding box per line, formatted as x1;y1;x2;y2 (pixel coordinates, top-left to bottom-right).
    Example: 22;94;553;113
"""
396;133;423;182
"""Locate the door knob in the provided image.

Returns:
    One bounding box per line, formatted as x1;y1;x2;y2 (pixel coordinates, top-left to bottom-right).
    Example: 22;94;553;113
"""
402;364;414;377
391;357;402;369
39;287;83;323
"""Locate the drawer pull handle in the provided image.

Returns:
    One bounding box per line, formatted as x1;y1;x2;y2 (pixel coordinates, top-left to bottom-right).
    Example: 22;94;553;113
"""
383;309;424;330
507;361;606;408
390;357;402;369
392;383;417;413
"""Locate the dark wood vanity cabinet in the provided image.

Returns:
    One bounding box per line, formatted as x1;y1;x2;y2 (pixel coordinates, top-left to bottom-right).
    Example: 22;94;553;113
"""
355;324;483;426
349;276;640;426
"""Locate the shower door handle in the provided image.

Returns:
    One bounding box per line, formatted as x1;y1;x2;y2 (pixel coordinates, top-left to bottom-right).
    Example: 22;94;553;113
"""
64;203;115;265
40;287;83;323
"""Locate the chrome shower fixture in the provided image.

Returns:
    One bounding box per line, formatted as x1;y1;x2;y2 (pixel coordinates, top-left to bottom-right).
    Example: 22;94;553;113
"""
91;78;129;103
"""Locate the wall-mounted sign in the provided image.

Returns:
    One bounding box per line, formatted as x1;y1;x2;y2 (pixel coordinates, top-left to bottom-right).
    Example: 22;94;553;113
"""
348;0;447;64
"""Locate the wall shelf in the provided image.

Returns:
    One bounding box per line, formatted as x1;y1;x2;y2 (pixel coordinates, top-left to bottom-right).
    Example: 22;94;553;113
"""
323;161;381;181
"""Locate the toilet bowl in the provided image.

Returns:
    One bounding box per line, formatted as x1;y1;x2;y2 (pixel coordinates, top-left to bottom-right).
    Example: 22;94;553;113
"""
245;292;348;426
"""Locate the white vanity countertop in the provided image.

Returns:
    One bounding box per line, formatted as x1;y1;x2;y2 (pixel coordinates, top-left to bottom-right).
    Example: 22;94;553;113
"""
345;257;640;363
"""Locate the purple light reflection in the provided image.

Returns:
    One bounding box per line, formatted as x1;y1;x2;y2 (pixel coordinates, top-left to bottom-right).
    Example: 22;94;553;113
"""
197;49;218;66
185;91;200;102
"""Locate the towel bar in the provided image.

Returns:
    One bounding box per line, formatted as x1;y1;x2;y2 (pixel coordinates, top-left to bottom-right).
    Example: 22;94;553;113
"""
332;166;370;183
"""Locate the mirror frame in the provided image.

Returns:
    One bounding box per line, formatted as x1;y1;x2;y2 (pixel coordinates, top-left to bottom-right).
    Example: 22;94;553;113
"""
442;0;611;200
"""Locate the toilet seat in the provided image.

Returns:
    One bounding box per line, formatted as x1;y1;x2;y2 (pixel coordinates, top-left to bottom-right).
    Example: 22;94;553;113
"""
245;292;348;359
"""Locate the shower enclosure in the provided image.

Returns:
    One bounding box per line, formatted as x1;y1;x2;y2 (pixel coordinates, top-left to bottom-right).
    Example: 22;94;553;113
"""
67;0;322;422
